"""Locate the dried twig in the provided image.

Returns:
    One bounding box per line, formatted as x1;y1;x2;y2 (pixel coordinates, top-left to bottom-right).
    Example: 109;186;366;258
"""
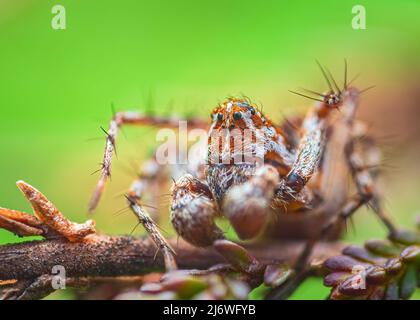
0;236;344;286
0;181;96;242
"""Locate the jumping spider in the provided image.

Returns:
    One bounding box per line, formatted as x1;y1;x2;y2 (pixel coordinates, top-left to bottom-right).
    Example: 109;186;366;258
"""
88;61;394;257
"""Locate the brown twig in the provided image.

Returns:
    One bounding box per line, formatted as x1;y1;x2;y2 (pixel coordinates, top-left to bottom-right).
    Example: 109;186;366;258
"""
0;181;96;242
0;236;343;282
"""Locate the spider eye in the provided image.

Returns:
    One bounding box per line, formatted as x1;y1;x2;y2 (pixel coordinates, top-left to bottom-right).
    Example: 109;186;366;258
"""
250;108;256;115
217;113;223;121
233;112;242;121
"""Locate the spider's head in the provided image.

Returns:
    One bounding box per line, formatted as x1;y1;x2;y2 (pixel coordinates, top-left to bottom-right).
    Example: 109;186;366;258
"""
210;98;267;131
323;91;342;109
289;60;351;110
207;98;270;171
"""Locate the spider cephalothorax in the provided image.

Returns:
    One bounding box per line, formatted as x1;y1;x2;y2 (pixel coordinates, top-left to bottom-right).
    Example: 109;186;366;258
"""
86;61;384;252
206;98;294;204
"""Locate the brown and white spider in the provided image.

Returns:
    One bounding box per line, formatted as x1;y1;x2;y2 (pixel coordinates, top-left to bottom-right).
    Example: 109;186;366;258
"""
88;61;395;259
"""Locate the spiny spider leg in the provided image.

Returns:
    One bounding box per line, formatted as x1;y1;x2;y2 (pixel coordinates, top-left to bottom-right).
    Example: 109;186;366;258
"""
342;131;396;233
126;194;177;271
317;131;396;239
275;101;331;204
125;156;168;222
89;111;208;213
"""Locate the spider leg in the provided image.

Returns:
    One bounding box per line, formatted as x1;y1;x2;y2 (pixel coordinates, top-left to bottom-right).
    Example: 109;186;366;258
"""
335;130;395;233
302;124;396;268
223;165;280;240
124;157;168;222
170;174;224;247
273;110;327;212
126;195;177;271
123;134;208;221
316;92;396;236
275;94;341;205
267;128;391;300
88;111;207;212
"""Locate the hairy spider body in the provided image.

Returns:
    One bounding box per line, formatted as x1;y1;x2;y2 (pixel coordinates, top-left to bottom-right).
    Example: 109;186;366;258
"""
87;62;392;252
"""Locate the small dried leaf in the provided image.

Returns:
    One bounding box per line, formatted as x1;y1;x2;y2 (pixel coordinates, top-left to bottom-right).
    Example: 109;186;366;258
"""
365;240;400;257
213;240;262;274
343;245;387;265
324;255;369;272
263;264;294;288
389;229;420;246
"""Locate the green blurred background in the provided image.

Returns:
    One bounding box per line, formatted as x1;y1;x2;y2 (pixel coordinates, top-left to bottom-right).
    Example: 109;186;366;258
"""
1;0;419;299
